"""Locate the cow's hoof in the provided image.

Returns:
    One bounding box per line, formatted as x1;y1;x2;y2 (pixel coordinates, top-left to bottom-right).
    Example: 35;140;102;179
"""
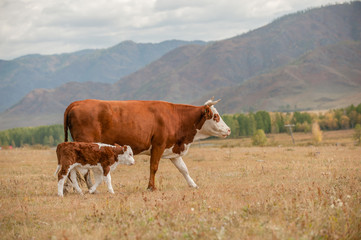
147;186;157;191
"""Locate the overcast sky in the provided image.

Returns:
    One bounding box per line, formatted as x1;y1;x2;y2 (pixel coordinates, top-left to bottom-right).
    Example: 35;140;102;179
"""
0;0;348;60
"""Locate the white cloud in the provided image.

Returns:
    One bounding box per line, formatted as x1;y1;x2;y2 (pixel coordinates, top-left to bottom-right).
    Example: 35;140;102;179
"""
0;0;348;60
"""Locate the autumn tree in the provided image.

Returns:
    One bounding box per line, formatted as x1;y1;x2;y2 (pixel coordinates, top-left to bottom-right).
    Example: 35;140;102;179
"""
353;124;361;145
312;121;323;144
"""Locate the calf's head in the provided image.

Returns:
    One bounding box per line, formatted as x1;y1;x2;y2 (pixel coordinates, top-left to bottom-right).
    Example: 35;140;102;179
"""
200;97;231;138
115;144;135;165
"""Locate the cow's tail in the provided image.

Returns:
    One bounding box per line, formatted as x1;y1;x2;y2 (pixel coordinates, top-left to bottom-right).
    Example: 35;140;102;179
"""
63;103;73;142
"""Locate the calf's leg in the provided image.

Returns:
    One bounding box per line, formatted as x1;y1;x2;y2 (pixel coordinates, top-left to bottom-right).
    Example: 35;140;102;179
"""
104;173;115;194
89;169;103;194
57;165;72;197
69;169;83;195
84;170;94;189
58;177;66;197
171;157;198;188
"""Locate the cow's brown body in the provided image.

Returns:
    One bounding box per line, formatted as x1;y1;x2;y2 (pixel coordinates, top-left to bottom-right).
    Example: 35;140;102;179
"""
64;99;230;190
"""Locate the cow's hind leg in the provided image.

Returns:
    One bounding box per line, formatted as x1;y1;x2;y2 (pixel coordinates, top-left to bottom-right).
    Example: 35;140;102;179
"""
171;157;198;188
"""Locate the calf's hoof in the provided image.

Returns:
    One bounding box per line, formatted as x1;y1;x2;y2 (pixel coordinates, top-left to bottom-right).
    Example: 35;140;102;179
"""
89;189;98;194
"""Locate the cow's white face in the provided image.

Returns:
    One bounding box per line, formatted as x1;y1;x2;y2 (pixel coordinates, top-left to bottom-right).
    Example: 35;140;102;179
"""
196;98;231;140
117;146;135;165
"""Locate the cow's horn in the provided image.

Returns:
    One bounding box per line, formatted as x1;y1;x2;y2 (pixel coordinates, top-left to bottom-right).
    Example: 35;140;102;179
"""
206;98;221;106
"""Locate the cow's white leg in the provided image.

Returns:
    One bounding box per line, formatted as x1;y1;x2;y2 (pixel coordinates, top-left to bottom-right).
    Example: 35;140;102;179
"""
89;170;103;194
69;169;83;195
170;157;198;188
104;173;115;194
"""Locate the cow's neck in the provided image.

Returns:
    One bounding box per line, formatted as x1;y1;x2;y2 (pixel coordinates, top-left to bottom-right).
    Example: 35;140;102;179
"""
185;105;210;142
175;105;208;145
194;131;210;141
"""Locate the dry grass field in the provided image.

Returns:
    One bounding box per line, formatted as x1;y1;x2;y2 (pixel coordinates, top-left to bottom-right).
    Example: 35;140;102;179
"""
0;130;360;239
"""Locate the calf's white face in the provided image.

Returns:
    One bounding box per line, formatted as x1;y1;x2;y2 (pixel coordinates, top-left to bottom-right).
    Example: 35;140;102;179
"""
118;145;135;165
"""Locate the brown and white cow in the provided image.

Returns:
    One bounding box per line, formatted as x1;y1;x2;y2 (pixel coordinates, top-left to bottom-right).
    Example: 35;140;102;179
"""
64;97;230;190
55;142;134;197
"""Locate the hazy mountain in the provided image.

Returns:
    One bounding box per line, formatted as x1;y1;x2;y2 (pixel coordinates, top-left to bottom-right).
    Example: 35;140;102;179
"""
0;40;206;112
199;41;361;113
1;2;360;130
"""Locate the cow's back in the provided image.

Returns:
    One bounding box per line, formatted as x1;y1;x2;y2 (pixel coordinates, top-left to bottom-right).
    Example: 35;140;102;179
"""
65;99;174;154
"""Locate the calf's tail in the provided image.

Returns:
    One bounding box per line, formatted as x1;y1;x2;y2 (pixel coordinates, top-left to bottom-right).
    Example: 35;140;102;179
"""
54;165;61;177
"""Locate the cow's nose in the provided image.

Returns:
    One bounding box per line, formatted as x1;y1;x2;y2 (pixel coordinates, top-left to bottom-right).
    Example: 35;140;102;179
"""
227;128;231;134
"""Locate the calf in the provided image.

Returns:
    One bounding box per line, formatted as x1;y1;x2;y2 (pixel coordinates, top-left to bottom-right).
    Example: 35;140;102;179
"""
55;142;134;197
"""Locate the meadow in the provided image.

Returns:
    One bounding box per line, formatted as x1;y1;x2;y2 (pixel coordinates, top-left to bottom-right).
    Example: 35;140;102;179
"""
0;130;360;239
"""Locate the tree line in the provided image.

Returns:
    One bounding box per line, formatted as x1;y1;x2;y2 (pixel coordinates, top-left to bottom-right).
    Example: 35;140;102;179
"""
0;125;64;148
0;103;360;147
222;103;361;138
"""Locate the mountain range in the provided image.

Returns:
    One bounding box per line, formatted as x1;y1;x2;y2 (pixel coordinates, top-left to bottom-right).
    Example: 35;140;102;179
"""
0;2;360;130
0;40;206;112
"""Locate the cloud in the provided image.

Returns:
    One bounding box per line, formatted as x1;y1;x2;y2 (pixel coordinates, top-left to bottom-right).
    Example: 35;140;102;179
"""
0;0;347;60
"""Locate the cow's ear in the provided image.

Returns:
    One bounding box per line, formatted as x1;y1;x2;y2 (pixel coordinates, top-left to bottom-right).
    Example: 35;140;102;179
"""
204;105;213;120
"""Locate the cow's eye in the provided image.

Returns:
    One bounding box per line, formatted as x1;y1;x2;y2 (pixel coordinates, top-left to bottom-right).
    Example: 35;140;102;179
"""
213;114;220;122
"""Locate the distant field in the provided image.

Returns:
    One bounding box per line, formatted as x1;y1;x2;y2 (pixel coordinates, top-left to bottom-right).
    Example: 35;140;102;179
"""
0;130;360;239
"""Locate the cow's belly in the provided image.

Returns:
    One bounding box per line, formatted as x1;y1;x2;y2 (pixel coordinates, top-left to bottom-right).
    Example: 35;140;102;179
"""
139;144;191;159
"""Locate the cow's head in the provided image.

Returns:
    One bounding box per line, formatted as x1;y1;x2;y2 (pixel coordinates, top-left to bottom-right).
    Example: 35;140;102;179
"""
197;97;231;139
115;145;135;166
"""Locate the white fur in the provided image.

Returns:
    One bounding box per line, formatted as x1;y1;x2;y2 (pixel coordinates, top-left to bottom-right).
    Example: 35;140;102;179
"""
195;105;231;140
57;163;79;197
171;157;198;188
162;144;191;159
96;143;115;149
117;146;135;166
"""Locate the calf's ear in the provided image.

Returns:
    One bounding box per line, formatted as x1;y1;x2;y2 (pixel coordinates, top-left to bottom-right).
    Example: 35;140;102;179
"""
117;145;127;154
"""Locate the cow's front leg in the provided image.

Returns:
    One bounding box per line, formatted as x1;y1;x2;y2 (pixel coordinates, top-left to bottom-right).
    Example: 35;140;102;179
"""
148;145;165;191
171;157;198;188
